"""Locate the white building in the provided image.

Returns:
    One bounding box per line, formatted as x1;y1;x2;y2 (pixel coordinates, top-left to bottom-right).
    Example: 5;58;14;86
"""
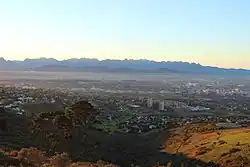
216;123;241;129
159;101;165;111
147;98;153;108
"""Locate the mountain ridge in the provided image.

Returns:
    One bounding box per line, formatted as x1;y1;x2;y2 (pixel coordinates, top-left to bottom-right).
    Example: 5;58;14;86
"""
0;57;249;75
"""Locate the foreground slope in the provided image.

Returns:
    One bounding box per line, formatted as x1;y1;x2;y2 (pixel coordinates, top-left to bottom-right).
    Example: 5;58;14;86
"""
0;104;220;167
163;124;250;167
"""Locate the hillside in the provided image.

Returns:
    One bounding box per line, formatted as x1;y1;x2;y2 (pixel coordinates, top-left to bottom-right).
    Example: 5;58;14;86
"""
0;103;221;167
163;124;250;167
0;100;249;166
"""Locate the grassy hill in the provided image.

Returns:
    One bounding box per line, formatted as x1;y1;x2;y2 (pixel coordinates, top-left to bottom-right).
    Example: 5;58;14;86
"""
163;124;250;167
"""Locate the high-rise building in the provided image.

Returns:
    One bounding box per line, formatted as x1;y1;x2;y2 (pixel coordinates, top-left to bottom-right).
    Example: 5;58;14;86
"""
147;98;153;108
159;101;165;111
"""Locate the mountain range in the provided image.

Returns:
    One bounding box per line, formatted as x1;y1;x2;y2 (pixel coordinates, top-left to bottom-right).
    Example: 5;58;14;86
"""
0;57;249;75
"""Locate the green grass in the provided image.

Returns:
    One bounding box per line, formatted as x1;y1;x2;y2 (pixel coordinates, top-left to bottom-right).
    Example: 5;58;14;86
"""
93;121;118;133
93;110;136;133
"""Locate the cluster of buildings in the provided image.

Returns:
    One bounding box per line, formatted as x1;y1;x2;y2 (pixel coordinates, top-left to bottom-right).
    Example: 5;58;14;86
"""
119;115;169;133
1;79;250;135
147;98;165;111
146;98;212;112
0;86;81;116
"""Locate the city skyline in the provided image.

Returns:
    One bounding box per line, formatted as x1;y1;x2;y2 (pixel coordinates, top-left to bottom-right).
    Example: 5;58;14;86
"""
0;0;249;69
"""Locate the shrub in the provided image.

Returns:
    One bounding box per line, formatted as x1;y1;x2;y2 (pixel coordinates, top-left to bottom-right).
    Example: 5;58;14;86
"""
218;140;227;145
220;152;228;157
17;147;47;167
69;162;119;167
195;147;212;156
49;152;71;167
229;148;241;154
8;150;18;157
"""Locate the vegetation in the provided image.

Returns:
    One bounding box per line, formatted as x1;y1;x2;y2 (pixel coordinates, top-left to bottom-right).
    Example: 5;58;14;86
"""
1;100;250;166
165;126;250;167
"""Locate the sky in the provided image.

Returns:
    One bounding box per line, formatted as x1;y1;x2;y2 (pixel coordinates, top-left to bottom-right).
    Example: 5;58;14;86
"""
0;0;249;69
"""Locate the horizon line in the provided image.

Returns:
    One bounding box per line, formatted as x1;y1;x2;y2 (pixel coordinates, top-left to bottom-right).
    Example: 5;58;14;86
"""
0;56;249;71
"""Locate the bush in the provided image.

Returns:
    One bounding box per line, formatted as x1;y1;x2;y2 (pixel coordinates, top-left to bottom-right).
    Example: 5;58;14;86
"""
218;140;227;145
17;147;47;166
220;152;228;157
8;150;18;157
49;152;71;167
69;162;119;167
195;147;212;156
229;148;241;154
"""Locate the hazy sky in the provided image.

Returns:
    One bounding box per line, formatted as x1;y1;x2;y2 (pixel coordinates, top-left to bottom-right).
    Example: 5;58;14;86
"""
0;0;249;69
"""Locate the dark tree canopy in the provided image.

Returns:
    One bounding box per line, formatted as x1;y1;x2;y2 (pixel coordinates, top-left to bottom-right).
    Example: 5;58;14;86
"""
31;100;99;139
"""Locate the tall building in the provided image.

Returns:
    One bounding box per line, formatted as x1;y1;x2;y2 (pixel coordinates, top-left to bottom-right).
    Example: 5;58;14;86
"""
159;101;165;111
147;98;153;108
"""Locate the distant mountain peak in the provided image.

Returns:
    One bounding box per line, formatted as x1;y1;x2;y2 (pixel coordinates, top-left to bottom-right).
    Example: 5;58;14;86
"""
24;57;58;61
0;57;249;74
0;57;6;61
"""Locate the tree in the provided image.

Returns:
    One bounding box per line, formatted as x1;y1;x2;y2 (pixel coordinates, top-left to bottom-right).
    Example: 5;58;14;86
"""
31;100;99;153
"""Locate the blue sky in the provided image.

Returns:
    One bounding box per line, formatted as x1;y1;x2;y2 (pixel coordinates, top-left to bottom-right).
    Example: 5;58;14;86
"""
0;0;249;69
